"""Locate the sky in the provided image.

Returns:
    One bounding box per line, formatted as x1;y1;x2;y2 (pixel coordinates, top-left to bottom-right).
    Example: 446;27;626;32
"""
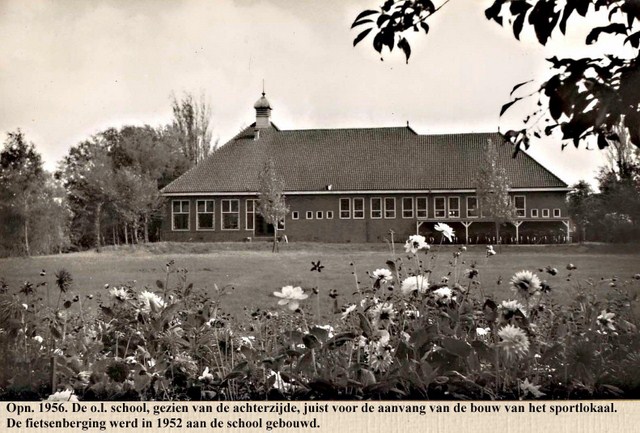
0;0;627;187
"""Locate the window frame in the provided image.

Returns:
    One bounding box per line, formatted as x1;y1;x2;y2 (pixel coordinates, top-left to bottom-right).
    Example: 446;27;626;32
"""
416;197;428;219
434;196;446;218
448;196;460;218
316;211;324;220
172;200;190;231
531;208;539;218
245;199;255;231
370;197;383;219
402;197;414;219
339;198;351;219
542;208;550;218
291;211;299;220
352;197;365;219
553;208;561;218
306;211;314;220
466;196;479;219
384;197;396;219
326;210;334;219
221;199;240;231
196;199;215;231
514;195;526;218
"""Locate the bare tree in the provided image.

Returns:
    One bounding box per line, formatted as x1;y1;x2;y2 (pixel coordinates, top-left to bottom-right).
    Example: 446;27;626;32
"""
170;92;214;165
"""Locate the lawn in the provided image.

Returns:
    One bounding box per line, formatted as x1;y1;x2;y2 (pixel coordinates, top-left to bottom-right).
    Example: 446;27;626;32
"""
1;242;639;318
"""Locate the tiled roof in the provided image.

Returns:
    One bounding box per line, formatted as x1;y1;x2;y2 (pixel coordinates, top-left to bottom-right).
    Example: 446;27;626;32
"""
161;126;568;194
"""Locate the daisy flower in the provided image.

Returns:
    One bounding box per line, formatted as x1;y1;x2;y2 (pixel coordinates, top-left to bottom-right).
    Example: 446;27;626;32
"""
433;286;453;302
400;275;428;295
497;324;530;361
110;287;128;302
367;342;394;372
372;268;393;285
476;327;491;338
47;389;79;402
273;286;308;311
139;290;165;313
510;270;542;301
597;310;616;331
519;378;545;398
404;234;429;254
341;303;357;320
369;302;396;329
198;367;215;382
486;245;496;256
434;222;455;242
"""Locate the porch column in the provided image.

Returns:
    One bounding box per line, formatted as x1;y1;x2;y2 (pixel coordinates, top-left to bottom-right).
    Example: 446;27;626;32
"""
416;221;425;234
513;221;523;244
562;220;571;243
461;221;473;244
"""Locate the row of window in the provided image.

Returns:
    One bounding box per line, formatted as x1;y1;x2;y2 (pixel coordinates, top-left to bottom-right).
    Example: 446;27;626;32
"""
172;197;563;231
172;199;263;231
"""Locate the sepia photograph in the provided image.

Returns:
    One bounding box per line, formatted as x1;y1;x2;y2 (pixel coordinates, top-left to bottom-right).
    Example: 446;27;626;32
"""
1;0;639;417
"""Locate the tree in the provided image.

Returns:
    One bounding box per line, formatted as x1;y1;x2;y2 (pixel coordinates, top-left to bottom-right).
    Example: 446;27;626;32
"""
257;159;289;252
169;92;215;166
474;139;518;244
567;180;595;242
352;1;640;153
0;130;45;255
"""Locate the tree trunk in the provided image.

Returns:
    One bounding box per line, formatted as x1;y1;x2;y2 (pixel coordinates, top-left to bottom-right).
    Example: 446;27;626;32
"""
133;220;139;244
272;227;278;253
144;214;149;243
581;225;586;244
124;223;129;245
495;221;500;248
94;202;103;252
24;216;30;256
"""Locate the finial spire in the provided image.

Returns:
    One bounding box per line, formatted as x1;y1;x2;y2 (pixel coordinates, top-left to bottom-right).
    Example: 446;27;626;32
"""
262;79;265;96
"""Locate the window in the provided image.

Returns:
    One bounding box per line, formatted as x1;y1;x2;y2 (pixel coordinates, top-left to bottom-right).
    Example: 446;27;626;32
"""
466;196;479;218
221;199;239;230
553;208;561;218
277;219;285;230
370;197;382;219
542;208;550;218
514;195;526;218
172;200;190;231
416;197;428;219
196;200;215;230
434;197;446;218
353;198;365;219
340;198;351;219
326;211;334;219
448;197;460;218
402;197;414;219
384;197;396;219
531;209;539;218
245;199;255;231
306;211;314;220
316;211;324;219
291;211;299;220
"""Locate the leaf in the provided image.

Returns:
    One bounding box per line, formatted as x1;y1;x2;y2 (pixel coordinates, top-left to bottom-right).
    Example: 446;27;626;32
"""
625;31;640;48
499;97;522;116
302;333;321;349
397;37;411;63
513;13;526;40
326;332;357;350
586;23;628;45
353;27;373;47
155;280;164;289
351;10;378;28
441;337;472;358
358;312;373;338
509;80;533;96
309;326;329;342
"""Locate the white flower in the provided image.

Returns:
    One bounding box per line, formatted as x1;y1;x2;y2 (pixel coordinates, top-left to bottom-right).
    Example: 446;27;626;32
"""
33;335;44;344
434;223;455;242
110;287;128;301
500;300;527;316
433;287;453;301
53;348;64;356
372;268;393;284
369;302;396;329
597;310;616;331
400;275;428;295
239;336;256;347
316;324;335;339
404;235;429;254
198;367;214;382
341;303;357;320
22;303;28;310
486;245;496;256
520;378;545;398
367;341;394;372
404;309;420;319
139;291;165;313
273;286;308;311
476;327;491;338
510;270;542;300
497;325;530;360
268;370;292;391
47;389;78;402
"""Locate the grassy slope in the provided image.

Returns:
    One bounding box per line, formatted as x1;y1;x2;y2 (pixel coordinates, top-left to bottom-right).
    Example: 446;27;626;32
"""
1;242;638;318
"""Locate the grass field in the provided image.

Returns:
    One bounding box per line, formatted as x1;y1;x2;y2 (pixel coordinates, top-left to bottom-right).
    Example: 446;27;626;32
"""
1;242;639;318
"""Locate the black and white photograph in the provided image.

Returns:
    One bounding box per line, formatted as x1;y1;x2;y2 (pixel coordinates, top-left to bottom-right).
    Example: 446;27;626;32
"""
1;0;639;424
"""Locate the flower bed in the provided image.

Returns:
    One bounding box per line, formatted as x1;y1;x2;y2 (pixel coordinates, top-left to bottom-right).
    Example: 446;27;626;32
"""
1;225;639;401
